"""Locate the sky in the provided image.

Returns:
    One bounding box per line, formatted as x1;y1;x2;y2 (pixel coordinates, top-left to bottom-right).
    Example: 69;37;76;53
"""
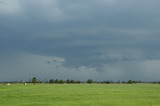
0;0;160;82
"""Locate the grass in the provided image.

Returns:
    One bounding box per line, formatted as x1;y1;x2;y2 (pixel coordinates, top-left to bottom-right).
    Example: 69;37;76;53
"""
0;84;160;106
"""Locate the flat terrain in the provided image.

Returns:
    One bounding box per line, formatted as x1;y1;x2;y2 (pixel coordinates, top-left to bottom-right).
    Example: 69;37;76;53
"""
0;84;160;106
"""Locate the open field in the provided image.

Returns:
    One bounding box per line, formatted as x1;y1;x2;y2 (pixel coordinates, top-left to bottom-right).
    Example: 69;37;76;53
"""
0;84;160;106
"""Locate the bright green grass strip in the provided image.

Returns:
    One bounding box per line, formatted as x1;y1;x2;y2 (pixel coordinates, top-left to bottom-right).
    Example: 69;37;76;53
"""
0;84;160;106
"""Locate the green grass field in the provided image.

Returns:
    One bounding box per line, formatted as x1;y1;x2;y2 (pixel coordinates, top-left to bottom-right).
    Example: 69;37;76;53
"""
0;84;160;106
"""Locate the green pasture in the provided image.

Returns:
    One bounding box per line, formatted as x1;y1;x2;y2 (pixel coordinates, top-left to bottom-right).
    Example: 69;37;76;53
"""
0;84;160;106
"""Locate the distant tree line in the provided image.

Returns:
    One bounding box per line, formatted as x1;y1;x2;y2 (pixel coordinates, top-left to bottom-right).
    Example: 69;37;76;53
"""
49;79;81;84
30;77;160;85
2;77;160;85
100;80;160;84
30;77;95;84
100;80;142;84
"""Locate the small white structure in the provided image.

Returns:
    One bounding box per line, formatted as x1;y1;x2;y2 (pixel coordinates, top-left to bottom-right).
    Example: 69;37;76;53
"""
7;83;11;85
24;83;27;85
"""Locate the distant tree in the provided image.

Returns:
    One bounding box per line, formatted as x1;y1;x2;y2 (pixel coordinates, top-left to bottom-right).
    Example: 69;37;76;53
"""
101;80;111;84
138;81;142;83
117;80;121;84
55;79;59;83
152;81;157;84
158;81;160;84
76;81;81;84
135;80;141;83
132;80;136;84
106;80;111;84
87;79;93;84
122;81;126;84
70;79;74;83
59;80;64;84
128;80;133;84
67;79;70;84
32;77;37;85
49;79;54;83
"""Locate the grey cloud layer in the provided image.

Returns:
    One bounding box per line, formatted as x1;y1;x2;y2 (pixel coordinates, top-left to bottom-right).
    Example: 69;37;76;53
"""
1;0;160;81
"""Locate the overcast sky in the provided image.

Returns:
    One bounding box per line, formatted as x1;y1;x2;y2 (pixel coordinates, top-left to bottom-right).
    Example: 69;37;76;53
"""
1;0;160;81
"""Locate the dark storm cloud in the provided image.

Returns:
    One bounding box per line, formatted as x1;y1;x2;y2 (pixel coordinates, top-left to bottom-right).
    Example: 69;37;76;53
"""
1;0;160;81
